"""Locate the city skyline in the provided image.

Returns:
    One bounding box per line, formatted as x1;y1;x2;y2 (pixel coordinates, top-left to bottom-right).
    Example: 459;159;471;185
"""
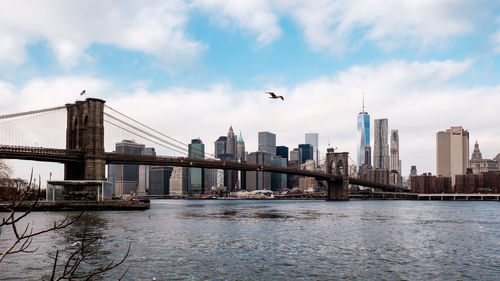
1;1;500;181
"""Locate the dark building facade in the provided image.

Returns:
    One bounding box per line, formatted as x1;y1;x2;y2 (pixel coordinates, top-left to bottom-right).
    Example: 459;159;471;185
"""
149;166;173;195
298;144;313;164
246;152;271;191
455;172;500;193
410;174;452;193
188;138;205;196
109;140;145;196
276;146;289;162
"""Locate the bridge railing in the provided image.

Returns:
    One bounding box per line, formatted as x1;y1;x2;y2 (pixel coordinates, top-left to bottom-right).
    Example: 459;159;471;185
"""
0;145;83;156
105;152;335;179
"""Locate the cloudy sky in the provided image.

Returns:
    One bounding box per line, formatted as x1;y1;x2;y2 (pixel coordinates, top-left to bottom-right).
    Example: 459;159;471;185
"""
1;0;500;182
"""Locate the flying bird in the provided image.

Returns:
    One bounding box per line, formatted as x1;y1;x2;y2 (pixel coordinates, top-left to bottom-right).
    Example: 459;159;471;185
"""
265;92;284;100
80;90;86;96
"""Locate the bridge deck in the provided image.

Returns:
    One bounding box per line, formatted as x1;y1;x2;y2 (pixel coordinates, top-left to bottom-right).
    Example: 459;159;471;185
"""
0;145;401;191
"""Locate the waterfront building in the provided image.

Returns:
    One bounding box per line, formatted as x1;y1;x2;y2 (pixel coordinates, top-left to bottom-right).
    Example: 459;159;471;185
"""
359;169;389;185
357;98;370;168
305;133;319;167
390;129;402;185
455;172;500;193
410;174;452;193
290;148;302;164
246;151;271;191
271;157;287;191
148;166;173;195
169;166;188;195
436;126;469;185
468;141;499;174
276;146;289;162
373;119;389;170
204;168;218;192
258;131;276;157
298;159;317;191
298;144;314;164
407;165;417;189
110;140;145;196
188;138;205;196
138;147;155;195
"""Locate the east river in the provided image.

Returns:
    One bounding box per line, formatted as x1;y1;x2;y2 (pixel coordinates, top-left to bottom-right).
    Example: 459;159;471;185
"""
1;200;499;280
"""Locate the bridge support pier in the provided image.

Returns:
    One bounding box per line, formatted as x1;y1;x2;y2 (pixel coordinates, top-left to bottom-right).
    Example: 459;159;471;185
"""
327;178;349;200
64;98;106;181
325;151;350;201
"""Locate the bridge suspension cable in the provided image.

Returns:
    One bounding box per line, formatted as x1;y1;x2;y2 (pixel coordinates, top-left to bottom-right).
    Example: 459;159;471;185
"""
104;105;216;159
104;119;188;155
0;105;66;120
0;105;66;148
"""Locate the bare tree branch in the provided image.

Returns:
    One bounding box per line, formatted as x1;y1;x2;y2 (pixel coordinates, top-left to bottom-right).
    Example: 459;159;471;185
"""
1;162;130;279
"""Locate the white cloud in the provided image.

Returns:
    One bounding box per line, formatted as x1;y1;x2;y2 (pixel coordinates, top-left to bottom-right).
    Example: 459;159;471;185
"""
193;0;282;47
0;0;205;67
3;59;500;183
0;0;495;68
278;0;478;54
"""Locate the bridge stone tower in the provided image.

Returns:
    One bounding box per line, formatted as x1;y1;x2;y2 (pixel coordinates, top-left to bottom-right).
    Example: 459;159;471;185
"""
325;152;349;200
64;98;106;180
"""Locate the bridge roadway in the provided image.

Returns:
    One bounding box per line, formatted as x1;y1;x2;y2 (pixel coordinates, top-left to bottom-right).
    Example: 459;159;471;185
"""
0;145;401;191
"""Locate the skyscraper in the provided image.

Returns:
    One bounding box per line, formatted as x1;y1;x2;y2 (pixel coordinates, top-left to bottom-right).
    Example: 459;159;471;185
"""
289;148;302;165
305;133;319;167
236;132;246;162
188;138;204;196
169;167;187;195
236;132;246;190
258;131;276;157
271;157;287;191
373;119;389;170
110;140;145;196
390;129;401;184
276;146;289;162
436;126;469;185
214;136;227;158
298;144;314;164
246;152;271;191
357;97;370;167
226;126;237;158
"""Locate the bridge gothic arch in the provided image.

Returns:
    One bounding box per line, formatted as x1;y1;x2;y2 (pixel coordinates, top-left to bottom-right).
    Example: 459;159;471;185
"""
325;151;349;200
64;98;106;180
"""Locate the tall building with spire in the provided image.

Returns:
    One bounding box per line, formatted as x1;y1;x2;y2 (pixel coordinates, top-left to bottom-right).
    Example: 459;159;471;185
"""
357;95;370;168
236;132;246;162
226;126;237;158
468;140;499;174
236;132;246;190
390;129;402;185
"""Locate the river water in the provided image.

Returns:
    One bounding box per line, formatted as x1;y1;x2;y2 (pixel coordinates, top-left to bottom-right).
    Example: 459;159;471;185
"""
1;200;499;280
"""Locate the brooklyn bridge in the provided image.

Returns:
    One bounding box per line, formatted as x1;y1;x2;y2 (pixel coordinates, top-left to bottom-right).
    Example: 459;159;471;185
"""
0;98;402;200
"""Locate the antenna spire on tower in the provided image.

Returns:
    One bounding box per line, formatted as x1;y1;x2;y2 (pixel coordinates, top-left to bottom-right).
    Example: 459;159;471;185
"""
362;92;365;113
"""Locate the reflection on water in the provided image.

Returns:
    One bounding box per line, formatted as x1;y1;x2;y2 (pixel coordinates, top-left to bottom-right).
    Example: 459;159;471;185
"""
1;200;500;280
